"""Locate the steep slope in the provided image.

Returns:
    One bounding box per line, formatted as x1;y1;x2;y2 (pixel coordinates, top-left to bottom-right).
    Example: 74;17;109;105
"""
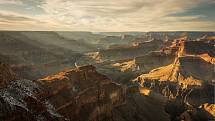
0;62;65;121
0;62;17;88
200;53;215;64
21;31;96;53
38;65;171;121
111;59;136;72
134;51;176;73
133;39;215;87
111;93;170;121
0;31;82;80
0;80;65;121
181;40;215;56
132;39;215;121
102;40;178;83
135;56;214;87
82;39;178;85
97;39;164;61
112;50;176;74
38;65;126;121
0;31;56;65
199;103;215;117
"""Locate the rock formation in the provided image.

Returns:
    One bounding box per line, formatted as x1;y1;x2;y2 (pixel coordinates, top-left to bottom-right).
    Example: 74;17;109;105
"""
132;38;215;121
39;65;127;121
0;62;65;121
97;39;164;61
133;39;215;87
0;80;65;121
0;62;17;88
0;31;215;121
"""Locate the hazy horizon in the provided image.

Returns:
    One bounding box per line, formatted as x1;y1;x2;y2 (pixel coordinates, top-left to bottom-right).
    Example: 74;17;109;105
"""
0;30;215;33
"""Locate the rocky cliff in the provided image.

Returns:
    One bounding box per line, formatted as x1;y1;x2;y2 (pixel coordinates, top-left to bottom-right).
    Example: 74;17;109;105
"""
0;62;17;88
133;39;215;87
39;65;127;121
0;62;65;121
135;56;214;88
0;79;66;121
132;39;215;121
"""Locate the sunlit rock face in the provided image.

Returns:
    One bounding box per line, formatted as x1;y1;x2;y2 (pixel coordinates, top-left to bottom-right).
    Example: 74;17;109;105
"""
39;65;127;121
0;63;65;121
135;56;214;88
162;38;215;57
199;103;215;118
111;51;176;74
0;32;214;121
134;51;176;73
38;65;171;121
132;39;215;121
133;38;215;87
0;79;65;121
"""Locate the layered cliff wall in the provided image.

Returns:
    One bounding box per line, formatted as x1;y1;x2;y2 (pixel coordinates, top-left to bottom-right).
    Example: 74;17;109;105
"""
39;65;127;121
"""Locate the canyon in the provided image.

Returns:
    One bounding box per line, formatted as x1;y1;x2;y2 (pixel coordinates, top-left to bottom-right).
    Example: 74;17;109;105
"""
0;31;214;121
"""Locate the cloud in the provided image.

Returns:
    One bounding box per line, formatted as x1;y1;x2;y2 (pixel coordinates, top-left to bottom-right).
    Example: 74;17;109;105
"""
0;0;44;6
0;13;35;22
39;0;215;31
0;0;23;5
0;11;66;30
0;0;215;31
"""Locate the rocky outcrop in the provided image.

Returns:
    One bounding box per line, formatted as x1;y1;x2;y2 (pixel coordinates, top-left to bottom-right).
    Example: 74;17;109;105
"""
135;56;214;88
165;100;214;121
39;65;127;121
109;38;181;75
111;59;136;72
136;76;214;121
1;32;215;121
37;65;174;121
162;38;215;56
165;99;215;121
200;53;215;64
200;103;215;117
111;51;176;73
133;39;215;88
132;39;215;121
0;62;65;121
0;79;65;121
0;62;17;88
134;51;176;73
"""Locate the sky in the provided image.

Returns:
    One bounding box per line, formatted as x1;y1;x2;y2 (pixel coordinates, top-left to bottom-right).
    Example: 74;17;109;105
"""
0;0;215;31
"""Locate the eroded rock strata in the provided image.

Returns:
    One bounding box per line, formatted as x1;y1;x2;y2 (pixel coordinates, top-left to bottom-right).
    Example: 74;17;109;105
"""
0;63;66;121
133;39;215;121
39;65;127;121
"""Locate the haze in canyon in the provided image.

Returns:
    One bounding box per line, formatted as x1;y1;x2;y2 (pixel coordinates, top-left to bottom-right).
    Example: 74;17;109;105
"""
0;0;214;121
